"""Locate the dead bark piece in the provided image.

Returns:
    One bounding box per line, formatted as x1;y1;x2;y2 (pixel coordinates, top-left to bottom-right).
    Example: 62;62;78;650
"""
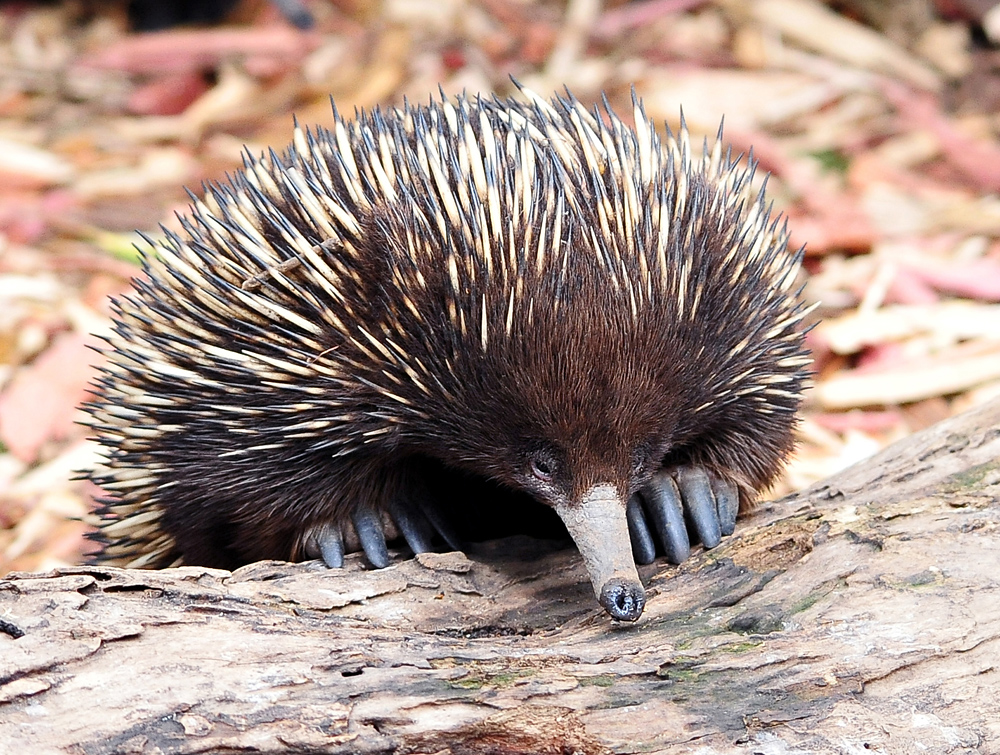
2;399;1000;754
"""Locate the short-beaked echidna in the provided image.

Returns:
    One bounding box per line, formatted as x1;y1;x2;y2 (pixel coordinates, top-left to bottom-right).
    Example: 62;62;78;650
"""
86;87;811;621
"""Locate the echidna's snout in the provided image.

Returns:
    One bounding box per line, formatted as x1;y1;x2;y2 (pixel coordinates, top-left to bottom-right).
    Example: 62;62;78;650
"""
554;484;645;622
598;577;646;622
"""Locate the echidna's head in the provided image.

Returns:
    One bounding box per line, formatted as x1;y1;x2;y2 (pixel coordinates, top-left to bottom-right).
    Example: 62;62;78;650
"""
443;291;681;620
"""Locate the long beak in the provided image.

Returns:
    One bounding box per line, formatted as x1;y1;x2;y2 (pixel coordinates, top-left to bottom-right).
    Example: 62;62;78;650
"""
553;484;645;621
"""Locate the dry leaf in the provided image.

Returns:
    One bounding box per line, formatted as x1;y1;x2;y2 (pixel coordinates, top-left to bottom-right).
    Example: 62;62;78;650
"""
0;333;97;463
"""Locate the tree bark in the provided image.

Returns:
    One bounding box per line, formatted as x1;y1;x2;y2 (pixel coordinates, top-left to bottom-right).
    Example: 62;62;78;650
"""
3;399;1000;754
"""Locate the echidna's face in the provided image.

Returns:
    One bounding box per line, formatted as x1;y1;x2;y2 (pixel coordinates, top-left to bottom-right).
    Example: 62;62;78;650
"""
424;291;670;500
510;436;662;512
488;383;672;516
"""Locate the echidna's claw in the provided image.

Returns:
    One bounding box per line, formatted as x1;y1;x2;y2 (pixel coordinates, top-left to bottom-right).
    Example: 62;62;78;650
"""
633;466;741;563
637;473;691;564
626;493;657;565
307;491;465;571
352;505;390;568
388;498;435;555
675;466;722;549
415;496;466;553
714;476;739;536
305;522;345;568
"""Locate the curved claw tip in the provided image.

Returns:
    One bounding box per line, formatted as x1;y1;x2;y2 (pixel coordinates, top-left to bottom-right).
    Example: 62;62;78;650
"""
599;578;646;622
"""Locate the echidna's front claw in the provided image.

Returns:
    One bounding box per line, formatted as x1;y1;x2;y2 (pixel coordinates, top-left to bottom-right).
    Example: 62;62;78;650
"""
675;466;722;549
632;466;741;565
714;476;740;537
635;473;690;564
626;494;657;565
411;494;466;554
388;497;435;555
351;505;390;568
305;522;345;568
304;488;468;570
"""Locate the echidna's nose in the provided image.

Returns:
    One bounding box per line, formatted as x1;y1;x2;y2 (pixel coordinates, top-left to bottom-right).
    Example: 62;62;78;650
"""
554;484;646;622
599;577;646;621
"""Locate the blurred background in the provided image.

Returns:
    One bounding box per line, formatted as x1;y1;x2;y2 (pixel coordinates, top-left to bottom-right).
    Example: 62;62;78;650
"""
1;0;999;575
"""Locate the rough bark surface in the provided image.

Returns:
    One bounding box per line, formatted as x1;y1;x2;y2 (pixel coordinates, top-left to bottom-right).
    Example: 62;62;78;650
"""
2;399;1000;755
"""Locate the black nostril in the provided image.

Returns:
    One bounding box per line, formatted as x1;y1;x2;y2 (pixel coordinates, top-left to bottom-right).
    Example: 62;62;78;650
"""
599;578;646;622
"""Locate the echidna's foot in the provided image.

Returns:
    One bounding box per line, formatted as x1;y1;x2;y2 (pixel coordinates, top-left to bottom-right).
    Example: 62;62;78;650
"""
387;498;435;554
629;466;740;566
303;490;466;570
302;514;391;570
303;507;392;569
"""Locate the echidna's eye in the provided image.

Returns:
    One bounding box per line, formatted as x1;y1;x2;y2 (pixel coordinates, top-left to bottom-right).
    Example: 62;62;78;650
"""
530;454;556;482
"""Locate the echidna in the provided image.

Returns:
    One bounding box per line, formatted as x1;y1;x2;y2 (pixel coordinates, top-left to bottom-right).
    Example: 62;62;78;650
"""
86;87;811;622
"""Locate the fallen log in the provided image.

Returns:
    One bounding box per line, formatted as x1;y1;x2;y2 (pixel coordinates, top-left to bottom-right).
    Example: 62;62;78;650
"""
2;398;1000;754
